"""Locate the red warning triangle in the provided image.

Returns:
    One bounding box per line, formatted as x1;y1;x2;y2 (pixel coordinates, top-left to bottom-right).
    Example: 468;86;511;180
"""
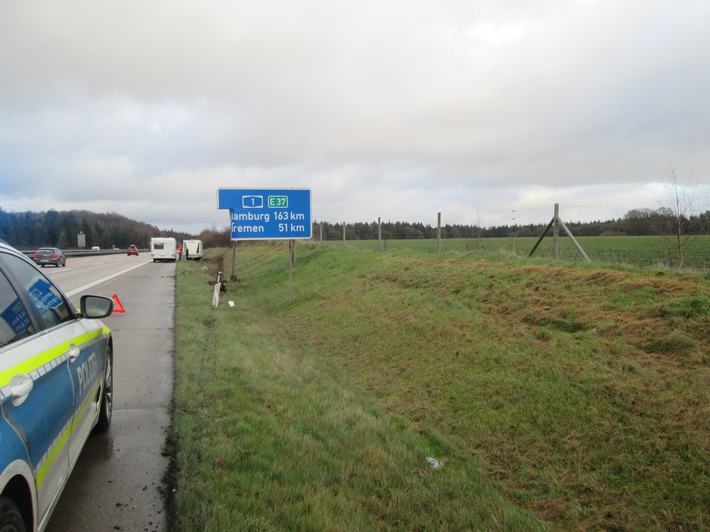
112;294;126;313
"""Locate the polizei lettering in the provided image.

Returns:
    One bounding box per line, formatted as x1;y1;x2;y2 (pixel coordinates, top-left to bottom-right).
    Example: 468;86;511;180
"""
76;352;99;396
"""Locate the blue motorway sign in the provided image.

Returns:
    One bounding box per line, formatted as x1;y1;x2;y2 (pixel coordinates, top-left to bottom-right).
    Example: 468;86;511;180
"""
218;188;312;240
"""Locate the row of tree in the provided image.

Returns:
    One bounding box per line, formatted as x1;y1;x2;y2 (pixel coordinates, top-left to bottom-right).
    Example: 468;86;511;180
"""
317;208;710;241
0;209;194;250
1;206;708;252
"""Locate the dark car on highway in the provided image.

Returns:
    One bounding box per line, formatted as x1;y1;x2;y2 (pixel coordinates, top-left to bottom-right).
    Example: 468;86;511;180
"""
127;245;139;256
32;248;66;268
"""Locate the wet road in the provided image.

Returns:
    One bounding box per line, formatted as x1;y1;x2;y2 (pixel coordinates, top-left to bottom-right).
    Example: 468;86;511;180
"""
46;256;175;531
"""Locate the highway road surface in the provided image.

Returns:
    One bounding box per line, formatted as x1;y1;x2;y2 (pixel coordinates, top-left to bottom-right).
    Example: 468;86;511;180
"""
43;253;175;532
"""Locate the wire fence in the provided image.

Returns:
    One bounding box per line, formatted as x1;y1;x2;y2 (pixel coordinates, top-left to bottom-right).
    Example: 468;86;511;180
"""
315;199;710;269
321;198;709;234
436;198;708;229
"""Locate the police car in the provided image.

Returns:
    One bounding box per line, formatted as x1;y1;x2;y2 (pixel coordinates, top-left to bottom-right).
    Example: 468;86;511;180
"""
0;241;114;532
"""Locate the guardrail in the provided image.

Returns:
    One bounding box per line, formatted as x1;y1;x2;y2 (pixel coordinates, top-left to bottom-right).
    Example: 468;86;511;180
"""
21;249;147;258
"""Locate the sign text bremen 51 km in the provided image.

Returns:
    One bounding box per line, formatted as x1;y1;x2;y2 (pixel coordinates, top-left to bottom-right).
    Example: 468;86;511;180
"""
218;188;312;240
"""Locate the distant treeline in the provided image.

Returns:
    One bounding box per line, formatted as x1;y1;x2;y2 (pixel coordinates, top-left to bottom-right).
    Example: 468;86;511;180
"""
0;208;194;249
318;208;710;240
2;207;709;250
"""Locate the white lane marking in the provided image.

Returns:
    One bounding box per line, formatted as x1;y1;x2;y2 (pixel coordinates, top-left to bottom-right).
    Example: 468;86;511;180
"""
66;261;152;297
45;268;73;274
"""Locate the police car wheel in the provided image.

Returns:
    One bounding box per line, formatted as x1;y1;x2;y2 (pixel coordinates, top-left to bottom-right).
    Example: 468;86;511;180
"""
0;496;26;532
94;346;113;433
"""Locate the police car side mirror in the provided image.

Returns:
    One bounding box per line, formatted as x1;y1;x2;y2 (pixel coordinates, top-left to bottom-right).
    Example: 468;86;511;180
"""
80;295;114;318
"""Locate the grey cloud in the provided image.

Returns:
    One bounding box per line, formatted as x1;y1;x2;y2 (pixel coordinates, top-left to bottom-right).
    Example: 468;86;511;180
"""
0;0;708;234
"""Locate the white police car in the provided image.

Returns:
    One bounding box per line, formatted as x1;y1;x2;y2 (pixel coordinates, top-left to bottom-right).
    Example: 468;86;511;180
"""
0;241;114;532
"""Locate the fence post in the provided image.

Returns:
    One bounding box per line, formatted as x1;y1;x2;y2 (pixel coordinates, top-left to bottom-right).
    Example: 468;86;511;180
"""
378;217;382;252
528;203;590;261
437;212;442;253
553;203;560;259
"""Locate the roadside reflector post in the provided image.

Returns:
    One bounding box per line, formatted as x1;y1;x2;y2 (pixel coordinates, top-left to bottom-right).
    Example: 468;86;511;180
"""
212;271;222;309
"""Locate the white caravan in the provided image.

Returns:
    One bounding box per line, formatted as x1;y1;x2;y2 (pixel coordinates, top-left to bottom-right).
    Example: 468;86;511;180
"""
150;237;177;262
182;239;204;261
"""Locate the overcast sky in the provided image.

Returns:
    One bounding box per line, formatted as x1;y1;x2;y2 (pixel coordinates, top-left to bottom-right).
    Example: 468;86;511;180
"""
1;0;708;234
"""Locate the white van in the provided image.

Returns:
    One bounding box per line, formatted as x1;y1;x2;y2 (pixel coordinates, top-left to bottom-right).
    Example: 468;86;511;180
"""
182;239;203;261
150;237;177;262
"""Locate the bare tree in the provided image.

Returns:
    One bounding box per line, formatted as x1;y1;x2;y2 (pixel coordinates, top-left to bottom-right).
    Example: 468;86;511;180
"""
659;164;699;268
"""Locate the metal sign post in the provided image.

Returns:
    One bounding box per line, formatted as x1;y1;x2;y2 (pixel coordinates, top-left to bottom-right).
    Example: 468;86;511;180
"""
288;239;296;304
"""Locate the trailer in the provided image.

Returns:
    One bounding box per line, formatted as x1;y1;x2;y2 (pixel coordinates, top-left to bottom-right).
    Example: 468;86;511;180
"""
150;237;177;262
182;239;203;261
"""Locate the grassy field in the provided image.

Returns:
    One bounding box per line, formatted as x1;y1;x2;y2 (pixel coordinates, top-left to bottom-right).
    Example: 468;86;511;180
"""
340;234;710;270
170;243;709;530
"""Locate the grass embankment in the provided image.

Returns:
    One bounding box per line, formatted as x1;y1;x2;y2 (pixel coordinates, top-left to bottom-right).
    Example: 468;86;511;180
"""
171;244;709;531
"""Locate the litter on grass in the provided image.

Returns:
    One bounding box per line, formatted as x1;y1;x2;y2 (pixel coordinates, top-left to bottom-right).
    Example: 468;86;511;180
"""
426;457;440;469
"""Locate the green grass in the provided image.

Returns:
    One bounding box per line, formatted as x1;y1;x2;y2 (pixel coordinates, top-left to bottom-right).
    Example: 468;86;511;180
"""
171;243;709;531
171;248;542;531
339;235;710;269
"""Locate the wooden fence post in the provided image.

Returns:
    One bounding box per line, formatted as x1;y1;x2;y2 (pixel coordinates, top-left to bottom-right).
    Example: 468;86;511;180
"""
553;203;560;259
378;217;382;252
437;212;442;254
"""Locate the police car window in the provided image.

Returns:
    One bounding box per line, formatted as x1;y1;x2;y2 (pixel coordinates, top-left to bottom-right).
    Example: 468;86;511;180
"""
2;254;74;330
0;270;36;347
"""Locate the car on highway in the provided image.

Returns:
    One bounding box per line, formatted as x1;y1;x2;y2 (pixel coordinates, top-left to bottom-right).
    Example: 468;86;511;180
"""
31;248;66;268
0;241;115;532
127;245;139;256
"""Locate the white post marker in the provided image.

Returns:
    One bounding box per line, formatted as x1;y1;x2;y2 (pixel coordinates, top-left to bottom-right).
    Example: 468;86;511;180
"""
212;271;222;309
